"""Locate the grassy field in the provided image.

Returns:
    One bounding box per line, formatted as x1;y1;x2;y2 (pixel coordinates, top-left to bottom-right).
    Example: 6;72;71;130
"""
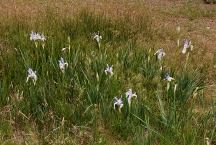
0;0;216;144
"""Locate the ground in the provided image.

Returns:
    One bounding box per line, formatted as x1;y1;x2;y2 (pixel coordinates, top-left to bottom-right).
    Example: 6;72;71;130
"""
0;0;216;144
145;0;216;102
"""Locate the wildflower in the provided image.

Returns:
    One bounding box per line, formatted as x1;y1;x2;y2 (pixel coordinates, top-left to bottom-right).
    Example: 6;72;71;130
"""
164;73;174;82
59;57;68;73
113;96;123;112
30;31;37;41
182;39;192;54
125;89;137;107
40;34;46;41
154;48;166;61
26;68;37;85
165;74;174;91
93;31;102;48
105;64;113;76
30;31;46;41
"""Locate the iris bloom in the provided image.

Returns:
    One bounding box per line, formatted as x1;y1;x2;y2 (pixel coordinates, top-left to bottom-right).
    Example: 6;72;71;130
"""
105;64;113;76
154;48;166;61
40;34;46;41
93;32;102;48
114;96;123;112
164;73;175;82
125;89;137;107
182;39;192;54
26;68;37;85
59;57;68;73
30;31;38;41
30;31;46;41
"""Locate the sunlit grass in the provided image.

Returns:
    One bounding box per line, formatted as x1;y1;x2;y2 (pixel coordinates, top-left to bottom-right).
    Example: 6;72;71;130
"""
0;2;215;144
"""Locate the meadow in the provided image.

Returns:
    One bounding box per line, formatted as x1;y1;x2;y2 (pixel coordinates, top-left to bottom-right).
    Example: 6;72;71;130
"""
0;0;215;144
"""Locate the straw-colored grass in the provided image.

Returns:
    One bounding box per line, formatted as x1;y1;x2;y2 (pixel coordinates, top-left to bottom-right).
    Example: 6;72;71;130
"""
0;0;215;144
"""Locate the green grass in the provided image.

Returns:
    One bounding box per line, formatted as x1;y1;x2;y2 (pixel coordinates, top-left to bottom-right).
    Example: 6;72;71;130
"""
0;6;215;145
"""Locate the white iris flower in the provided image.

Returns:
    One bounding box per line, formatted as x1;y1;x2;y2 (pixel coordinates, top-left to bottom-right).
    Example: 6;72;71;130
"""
182;39;193;54
93;31;102;48
154;48;166;61
125;89;137;107
30;31;46;41
26;68;37;85
164;73;175;82
105;64;113;76
114;96;123;112
59;57;68;73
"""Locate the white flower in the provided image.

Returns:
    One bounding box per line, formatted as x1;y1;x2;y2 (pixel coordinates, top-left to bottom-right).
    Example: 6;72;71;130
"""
154;48;166;61
164;73;175;82
26;68;37;85
40;34;46;41
105;64;113;76
30;31;46;41
182;39;192;54
114;96;123;111
30;31;37;41
93;31;102;48
59;57;68;73
125;89;137;107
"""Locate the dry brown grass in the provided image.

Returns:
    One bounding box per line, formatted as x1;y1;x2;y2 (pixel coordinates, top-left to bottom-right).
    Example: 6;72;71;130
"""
0;0;149;19
0;0;216;144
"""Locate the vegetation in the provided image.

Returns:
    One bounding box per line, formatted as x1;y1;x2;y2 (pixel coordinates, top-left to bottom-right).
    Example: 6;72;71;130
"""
205;0;216;4
0;0;215;144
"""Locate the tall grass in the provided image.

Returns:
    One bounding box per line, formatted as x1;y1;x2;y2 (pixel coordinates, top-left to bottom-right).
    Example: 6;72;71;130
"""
0;4;215;145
